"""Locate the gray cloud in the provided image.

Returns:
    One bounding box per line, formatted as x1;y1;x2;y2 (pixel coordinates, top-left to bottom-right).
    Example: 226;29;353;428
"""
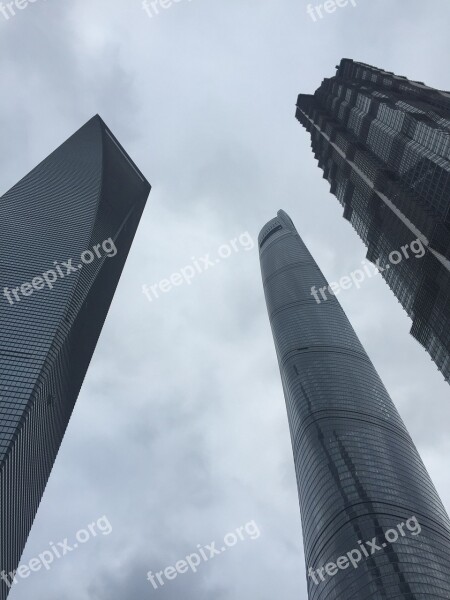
1;1;449;599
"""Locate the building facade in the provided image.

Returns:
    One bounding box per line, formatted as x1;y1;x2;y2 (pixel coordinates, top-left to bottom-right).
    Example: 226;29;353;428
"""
259;209;450;599
0;116;150;598
296;59;450;382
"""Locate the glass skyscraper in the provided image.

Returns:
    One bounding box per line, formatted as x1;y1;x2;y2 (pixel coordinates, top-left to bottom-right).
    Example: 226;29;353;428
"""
296;59;450;382
259;209;450;599
0;115;150;599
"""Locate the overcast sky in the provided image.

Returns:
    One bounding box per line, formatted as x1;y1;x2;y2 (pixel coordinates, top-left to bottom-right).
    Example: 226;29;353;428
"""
1;0;450;599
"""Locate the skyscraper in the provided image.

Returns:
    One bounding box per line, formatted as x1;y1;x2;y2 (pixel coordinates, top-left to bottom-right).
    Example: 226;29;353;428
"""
296;59;450;382
0;115;150;598
259;209;450;599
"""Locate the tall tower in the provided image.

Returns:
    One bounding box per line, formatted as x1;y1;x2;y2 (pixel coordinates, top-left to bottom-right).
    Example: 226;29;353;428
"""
0;116;150;598
259;209;450;599
296;59;450;382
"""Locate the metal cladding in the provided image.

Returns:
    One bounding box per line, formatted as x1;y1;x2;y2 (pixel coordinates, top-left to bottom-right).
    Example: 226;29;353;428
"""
259;210;450;599
296;58;450;382
0;115;150;598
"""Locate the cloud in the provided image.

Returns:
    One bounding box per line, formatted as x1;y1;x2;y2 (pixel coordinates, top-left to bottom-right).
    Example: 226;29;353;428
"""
2;1;449;599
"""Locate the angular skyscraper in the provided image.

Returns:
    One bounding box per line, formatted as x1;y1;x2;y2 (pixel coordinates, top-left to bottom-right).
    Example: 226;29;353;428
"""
0;116;150;598
296;59;450;382
259;210;450;599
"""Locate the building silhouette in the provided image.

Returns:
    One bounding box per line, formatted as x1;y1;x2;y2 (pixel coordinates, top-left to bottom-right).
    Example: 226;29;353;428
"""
0;116;150;598
296;59;450;382
259;209;450;599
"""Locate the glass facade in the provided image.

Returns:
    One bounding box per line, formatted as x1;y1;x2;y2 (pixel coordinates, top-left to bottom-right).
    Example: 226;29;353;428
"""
296;59;450;382
0;116;150;599
259;210;450;599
